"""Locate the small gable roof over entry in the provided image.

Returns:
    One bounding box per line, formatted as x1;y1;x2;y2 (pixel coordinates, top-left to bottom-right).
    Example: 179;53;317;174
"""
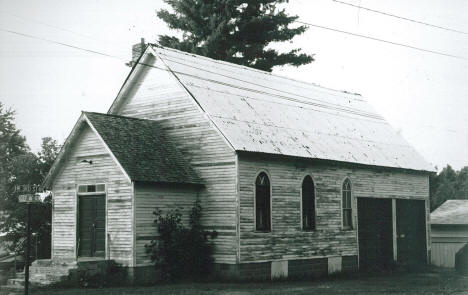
45;112;202;187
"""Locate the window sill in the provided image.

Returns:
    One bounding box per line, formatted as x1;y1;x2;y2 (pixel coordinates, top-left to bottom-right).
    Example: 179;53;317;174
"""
254;230;271;233
342;227;354;231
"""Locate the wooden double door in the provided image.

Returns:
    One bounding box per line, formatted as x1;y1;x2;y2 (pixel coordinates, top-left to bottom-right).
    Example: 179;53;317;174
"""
78;194;105;257
357;198;427;270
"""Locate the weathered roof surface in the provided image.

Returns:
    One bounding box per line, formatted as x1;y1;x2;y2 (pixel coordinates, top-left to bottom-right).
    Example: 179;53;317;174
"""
152;45;434;172
84;112;202;185
431;200;468;225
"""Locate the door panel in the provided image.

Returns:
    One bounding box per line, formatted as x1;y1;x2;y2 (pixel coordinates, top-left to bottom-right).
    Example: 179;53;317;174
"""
357;198;393;271
78;194;105;257
396;199;427;268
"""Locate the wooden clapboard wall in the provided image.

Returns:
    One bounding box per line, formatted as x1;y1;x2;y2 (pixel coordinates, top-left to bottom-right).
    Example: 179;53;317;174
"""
134;183;198;266
111;54;238;264
237;154;430;263
431;225;468;268
51;125;133;265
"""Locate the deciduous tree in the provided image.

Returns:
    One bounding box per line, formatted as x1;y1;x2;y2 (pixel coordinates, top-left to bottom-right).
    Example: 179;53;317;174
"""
0;102;60;259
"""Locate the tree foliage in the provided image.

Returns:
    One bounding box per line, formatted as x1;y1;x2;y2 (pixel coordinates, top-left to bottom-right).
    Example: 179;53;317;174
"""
0;102;60;259
145;200;217;280
430;165;468;211
157;0;314;72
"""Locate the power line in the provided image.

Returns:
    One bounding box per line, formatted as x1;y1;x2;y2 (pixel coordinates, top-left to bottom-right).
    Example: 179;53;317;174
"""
1;29;116;59
1;28;383;120
0;11;99;41
331;0;468;36
1;29;464;134
157;53;377;116
295;20;468;61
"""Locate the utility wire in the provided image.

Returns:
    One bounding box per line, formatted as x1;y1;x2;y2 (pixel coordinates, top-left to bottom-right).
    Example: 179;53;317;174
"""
0;11;99;41
331;0;468;36
1;28;383;120
158;53;375;115
2;29;116;59
295;20;468;61
1;29;464;134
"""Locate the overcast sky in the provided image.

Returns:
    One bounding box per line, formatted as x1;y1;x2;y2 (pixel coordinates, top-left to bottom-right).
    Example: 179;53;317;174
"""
1;0;467;171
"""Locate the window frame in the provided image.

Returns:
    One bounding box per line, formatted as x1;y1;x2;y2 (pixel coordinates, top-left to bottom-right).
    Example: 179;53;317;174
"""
300;175;316;231
341;178;353;230
253;170;272;232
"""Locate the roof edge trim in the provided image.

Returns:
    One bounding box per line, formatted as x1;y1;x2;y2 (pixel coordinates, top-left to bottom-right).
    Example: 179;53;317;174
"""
107;44;151;114
236;150;435;174
151;46;237;153
83;114;132;183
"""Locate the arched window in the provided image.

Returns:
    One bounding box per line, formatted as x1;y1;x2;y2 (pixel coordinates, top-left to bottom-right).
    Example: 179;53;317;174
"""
255;172;271;231
342;178;352;229
302;176;316;230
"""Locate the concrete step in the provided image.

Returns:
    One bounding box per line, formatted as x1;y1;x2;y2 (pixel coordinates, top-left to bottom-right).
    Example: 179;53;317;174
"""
14;273;24;279
6;276;58;288
29;266;70;275
0;284;23;295
5;278;23;286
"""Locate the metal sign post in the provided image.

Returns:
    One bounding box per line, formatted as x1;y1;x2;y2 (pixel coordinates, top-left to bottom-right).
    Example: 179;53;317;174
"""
18;191;44;295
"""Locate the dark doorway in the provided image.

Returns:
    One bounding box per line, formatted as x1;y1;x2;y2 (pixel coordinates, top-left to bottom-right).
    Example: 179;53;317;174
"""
78;194;105;257
357;198;393;271
396;199;427;268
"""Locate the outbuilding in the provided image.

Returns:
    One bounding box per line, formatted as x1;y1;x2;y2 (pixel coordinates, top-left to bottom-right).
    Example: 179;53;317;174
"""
39;44;434;283
431;200;468;268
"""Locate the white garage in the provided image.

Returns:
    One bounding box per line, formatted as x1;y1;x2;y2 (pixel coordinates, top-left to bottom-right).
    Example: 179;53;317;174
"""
431;200;468;268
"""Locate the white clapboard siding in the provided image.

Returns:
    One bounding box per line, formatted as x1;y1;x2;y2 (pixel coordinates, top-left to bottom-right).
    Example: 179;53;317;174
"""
238;155;429;262
112;56;238;264
52;125;133;265
134;183;198;266
431;226;468;268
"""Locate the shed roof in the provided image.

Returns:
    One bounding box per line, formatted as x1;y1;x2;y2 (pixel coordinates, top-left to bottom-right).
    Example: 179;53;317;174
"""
431;200;468;225
84;112;202;185
147;45;434;172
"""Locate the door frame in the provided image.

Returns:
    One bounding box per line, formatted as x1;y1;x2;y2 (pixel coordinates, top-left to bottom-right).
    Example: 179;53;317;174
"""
75;183;107;260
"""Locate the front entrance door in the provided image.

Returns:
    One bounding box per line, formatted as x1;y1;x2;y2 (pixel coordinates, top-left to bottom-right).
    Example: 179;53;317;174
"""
396;199;427;268
78;194;105;257
357;198;393;271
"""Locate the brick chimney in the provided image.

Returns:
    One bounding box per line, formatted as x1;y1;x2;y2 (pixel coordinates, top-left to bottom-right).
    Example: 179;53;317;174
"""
127;38;146;67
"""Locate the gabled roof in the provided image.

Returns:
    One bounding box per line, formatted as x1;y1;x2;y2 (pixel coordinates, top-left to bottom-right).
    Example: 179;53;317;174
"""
110;44;434;172
431;200;468;225
44;112;202;187
84;112;201;184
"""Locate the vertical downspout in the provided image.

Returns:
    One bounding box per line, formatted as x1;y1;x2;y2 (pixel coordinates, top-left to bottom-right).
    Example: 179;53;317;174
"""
131;181;136;268
392;199;397;261
235;153;241;264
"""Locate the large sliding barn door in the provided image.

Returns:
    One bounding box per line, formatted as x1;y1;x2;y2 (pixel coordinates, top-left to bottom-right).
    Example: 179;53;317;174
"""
78;194;105;257
396;199;427;268
357;198;393;271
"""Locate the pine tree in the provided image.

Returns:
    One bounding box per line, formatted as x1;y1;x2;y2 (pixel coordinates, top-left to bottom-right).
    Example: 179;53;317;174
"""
157;0;314;72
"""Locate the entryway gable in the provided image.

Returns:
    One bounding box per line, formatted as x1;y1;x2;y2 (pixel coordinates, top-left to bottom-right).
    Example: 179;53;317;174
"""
49;121;134;265
44;113;131;189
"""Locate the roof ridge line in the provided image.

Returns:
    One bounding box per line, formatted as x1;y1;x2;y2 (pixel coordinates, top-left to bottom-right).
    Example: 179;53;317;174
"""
150;43;363;99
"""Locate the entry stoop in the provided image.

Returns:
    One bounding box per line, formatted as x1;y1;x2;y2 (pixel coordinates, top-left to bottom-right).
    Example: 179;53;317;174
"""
0;259;78;294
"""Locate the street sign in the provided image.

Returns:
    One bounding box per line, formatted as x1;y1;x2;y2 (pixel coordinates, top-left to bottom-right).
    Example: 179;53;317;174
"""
18;194;42;203
14;184;44;194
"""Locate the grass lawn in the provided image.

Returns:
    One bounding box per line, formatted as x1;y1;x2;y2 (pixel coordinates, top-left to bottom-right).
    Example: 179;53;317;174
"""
25;270;468;294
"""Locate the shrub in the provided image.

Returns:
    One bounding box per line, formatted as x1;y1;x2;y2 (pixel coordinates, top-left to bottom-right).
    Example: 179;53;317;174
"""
145;200;217;281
